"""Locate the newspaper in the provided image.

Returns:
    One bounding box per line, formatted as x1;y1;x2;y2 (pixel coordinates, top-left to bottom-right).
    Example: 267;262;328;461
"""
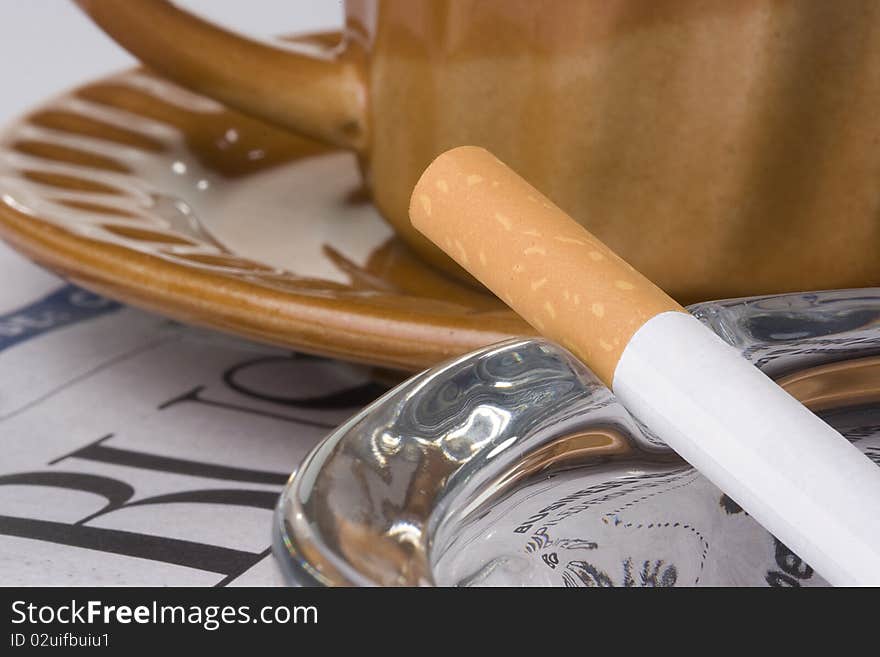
0;242;382;586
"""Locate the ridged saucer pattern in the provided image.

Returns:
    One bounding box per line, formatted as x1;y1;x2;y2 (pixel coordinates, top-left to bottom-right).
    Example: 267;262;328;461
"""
0;67;529;371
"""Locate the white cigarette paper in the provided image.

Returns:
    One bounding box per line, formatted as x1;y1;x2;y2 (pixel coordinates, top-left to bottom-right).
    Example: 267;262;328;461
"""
614;312;880;586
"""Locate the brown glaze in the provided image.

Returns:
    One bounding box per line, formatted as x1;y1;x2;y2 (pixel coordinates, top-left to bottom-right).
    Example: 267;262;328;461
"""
80;0;880;303
0;67;528;371
776;356;880;412
490;429;635;495
75;1;367;150
0;65;874;404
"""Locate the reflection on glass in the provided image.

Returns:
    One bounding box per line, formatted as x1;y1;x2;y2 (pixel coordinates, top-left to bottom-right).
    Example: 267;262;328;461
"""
275;289;880;587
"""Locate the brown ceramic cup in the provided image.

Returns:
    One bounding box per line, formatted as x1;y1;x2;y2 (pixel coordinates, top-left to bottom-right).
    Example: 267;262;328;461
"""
77;0;880;302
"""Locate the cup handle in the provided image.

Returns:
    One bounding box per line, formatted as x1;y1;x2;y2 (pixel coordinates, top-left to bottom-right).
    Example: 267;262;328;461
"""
75;0;367;151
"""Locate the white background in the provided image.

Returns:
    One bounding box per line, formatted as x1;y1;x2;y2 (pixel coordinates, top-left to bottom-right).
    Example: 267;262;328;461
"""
0;0;345;129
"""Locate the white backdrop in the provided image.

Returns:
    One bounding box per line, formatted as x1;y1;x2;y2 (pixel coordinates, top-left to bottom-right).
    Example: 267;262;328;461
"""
0;0;345;128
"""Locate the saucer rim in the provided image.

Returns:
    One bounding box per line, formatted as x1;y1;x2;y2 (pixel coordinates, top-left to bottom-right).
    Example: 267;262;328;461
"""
0;66;526;371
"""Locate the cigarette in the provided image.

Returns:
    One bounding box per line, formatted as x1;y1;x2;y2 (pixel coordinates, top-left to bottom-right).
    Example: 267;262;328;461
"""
410;146;880;586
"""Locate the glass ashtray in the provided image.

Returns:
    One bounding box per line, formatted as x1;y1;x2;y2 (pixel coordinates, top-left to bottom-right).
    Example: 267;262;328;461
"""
274;289;880;586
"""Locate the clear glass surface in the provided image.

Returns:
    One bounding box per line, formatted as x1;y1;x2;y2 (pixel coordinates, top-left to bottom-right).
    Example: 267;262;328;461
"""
275;289;880;586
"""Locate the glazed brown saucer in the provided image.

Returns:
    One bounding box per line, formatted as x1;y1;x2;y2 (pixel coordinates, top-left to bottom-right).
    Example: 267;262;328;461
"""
0;67;529;371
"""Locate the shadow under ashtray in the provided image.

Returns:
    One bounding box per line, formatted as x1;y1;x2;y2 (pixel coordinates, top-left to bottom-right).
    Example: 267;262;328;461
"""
274;289;880;587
